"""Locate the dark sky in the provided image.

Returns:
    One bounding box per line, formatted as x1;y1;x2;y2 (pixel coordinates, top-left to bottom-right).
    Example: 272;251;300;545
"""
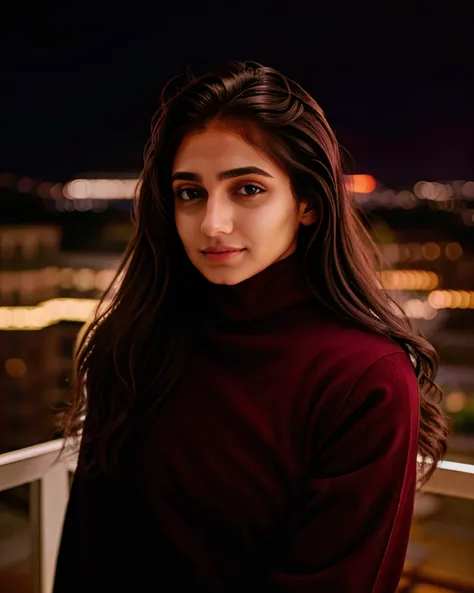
1;5;473;187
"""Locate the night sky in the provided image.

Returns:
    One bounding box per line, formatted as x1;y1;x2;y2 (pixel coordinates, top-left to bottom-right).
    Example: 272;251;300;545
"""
1;6;473;188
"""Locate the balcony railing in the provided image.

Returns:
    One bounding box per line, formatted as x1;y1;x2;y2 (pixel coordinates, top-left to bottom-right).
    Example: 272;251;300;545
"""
0;440;473;593
0;440;76;593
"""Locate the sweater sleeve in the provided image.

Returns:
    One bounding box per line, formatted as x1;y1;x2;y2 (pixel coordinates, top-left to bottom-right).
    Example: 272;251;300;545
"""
267;352;420;593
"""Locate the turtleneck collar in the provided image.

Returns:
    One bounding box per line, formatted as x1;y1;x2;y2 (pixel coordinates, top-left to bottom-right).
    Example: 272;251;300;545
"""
197;251;316;328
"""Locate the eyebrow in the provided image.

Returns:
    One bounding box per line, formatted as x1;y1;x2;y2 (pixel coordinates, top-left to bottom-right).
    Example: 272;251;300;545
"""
171;166;274;183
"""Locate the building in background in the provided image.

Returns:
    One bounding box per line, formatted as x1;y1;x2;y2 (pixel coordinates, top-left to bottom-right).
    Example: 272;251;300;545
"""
0;224;120;453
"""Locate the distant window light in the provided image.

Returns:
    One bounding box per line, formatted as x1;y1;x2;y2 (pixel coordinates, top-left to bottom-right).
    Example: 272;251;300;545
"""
17;177;34;193
445;242;463;261
50;183;64;199
74;269;96;292
445;391;468;414
5;358;28;378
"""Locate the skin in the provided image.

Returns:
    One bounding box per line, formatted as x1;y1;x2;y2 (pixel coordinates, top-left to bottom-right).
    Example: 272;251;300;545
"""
172;121;315;285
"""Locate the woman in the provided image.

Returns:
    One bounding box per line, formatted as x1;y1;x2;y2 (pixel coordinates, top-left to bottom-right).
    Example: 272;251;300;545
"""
54;62;447;592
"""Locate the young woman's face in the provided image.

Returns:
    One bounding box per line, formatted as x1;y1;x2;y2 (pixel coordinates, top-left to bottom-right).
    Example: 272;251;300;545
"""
172;122;314;285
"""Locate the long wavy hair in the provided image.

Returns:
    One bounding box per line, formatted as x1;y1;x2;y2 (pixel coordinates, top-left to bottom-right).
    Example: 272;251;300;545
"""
59;61;448;485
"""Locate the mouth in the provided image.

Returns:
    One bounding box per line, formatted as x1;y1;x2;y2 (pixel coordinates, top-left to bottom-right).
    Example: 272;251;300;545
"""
202;248;245;254
201;248;246;262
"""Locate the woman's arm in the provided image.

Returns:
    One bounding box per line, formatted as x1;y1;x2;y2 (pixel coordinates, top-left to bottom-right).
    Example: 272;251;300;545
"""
268;352;420;592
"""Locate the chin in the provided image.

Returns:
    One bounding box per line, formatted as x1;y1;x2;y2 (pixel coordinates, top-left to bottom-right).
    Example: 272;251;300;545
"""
200;267;252;286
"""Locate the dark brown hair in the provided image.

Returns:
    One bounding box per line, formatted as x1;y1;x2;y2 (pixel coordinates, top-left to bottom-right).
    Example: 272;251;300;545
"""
59;61;448;485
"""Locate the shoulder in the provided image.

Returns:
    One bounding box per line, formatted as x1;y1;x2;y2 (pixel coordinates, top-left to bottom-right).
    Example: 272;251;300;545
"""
297;308;413;385
343;351;420;418
297;311;419;428
325;322;416;387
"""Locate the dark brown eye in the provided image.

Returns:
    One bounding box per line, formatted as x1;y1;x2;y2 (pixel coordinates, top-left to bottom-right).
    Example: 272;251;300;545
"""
235;184;265;196
176;187;204;201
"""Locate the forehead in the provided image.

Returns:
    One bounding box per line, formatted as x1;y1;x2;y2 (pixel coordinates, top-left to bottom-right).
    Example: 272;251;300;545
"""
172;123;279;174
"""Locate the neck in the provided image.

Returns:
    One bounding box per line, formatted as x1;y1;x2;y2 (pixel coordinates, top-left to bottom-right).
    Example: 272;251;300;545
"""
195;252;316;328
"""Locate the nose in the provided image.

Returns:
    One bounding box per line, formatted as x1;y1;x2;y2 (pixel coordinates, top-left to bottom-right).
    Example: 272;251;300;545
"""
200;195;234;237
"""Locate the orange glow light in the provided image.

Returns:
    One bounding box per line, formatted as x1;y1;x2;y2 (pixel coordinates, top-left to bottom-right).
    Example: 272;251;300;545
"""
347;175;376;194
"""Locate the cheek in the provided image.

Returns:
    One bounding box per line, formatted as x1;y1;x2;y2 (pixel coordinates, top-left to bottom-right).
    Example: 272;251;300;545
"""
174;210;194;245
248;196;298;235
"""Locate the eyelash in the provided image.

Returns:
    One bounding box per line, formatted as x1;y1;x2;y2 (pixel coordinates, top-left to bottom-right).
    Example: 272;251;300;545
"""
175;183;266;202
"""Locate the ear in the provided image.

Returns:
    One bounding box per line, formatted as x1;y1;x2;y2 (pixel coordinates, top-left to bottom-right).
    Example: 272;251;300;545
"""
299;202;317;226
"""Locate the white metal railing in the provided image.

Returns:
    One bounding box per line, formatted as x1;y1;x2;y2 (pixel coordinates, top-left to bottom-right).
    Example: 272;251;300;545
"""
0;441;473;593
0;440;77;593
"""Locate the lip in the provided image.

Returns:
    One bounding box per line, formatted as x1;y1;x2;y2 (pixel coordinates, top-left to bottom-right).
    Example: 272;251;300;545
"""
201;248;246;262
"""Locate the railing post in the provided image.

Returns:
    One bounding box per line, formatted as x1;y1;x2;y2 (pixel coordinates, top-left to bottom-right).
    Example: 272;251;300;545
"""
30;461;70;593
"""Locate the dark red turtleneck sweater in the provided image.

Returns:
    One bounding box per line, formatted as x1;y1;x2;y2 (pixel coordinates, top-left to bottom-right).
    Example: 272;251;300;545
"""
54;254;420;593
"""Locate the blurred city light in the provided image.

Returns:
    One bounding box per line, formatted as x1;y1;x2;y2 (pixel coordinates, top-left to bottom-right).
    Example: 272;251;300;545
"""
346;174;376;194
378;241;466;264
0;298;98;330
422;242;442;261
414;181;455;202
428;290;474;310
4;358;27;378
0;267;117;295
380;269;439;291
445;242;463;261
50;182;64;199
403;299;438;320
461;181;474;199
63;178;139;200
445;391;468;414
17;177;35;193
